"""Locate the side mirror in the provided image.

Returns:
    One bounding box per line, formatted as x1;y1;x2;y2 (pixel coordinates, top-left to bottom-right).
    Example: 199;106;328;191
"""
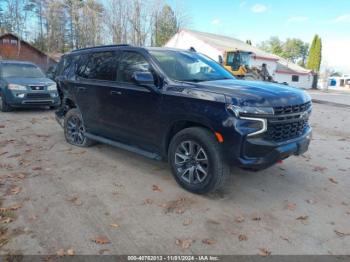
132;71;154;86
218;55;223;65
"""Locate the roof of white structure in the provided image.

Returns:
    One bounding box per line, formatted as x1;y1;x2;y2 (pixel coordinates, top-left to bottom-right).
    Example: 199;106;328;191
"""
178;29;312;75
181;29;280;60
276;58;312;75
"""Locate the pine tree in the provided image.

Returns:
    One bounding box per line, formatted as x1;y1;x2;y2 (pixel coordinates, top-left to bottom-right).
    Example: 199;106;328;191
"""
306;35;322;72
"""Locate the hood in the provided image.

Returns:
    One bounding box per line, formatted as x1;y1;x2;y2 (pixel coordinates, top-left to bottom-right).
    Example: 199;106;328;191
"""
4;77;55;86
194;79;311;107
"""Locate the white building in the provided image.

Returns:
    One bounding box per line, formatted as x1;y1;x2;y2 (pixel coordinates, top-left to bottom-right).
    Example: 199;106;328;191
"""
165;29;314;89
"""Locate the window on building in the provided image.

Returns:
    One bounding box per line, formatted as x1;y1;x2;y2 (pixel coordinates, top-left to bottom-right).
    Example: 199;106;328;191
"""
10;39;18;45
2;38;10;44
292;75;299;82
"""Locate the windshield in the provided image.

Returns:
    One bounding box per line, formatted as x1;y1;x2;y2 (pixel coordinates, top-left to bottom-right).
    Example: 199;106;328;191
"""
150;50;234;82
1;63;45;78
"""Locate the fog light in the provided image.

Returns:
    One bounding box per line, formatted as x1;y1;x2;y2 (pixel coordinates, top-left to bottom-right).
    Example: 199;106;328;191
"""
51;92;58;97
17;93;25;98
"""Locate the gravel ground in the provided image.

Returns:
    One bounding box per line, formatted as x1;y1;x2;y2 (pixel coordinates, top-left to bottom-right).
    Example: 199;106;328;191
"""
0;103;349;256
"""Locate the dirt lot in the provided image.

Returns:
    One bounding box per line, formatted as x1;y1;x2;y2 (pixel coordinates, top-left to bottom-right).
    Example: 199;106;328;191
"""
0;103;349;256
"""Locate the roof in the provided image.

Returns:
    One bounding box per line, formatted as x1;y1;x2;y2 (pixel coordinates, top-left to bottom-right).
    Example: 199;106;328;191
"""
180;29;280;61
276;58;312;75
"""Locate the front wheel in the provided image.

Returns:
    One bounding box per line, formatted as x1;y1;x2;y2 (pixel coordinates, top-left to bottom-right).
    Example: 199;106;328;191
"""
0;94;12;112
168;127;230;194
64;108;94;147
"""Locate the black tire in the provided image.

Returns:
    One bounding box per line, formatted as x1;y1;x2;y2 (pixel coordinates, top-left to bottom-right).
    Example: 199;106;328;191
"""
168;127;230;194
0;94;12;112
64;108;94;147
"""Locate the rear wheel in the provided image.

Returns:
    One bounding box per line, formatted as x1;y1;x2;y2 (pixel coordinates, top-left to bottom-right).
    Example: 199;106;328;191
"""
0;94;12;112
168;127;229;194
64;108;94;147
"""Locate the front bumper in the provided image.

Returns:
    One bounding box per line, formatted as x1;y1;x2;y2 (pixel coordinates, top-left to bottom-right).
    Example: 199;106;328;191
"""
6;91;60;107
236;127;312;170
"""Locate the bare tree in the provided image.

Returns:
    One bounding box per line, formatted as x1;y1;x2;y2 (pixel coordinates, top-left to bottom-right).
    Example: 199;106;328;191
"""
105;0;129;44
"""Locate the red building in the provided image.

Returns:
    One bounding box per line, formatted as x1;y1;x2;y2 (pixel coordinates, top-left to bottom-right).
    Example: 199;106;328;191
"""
0;33;57;71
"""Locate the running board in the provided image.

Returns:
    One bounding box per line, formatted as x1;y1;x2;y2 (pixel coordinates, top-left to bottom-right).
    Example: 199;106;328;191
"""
85;133;162;161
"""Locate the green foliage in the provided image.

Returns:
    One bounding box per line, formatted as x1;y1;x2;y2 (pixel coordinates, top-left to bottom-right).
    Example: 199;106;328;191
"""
306;35;322;72
259;36;309;65
155;5;178;47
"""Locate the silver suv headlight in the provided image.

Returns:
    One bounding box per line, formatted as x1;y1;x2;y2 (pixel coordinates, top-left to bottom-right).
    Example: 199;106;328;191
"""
8;84;27;91
227;104;274;117
47;83;57;91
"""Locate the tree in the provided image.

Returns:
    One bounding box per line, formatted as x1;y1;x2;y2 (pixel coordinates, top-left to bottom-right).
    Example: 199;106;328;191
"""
259;36;309;65
246;40;252;45
155;5;178;46
306;35;322;73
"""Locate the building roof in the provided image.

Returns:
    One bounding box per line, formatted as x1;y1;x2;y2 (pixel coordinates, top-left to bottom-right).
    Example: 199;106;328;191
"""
276;58;312;75
181;29;280;61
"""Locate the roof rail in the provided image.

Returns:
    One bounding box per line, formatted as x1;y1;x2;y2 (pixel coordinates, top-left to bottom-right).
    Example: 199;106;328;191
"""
71;44;131;53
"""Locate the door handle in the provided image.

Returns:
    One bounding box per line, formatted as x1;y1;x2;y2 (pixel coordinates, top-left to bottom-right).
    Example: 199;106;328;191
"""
110;90;122;95
77;86;87;92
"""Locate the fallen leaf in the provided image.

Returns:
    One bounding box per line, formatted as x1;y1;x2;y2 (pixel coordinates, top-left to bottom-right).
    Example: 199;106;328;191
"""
252;216;261;221
280;236;291;243
206;219;220;225
329;178;338;184
312;166;327;172
67;196;82;206
1;217;13;224
286;202;296;211
110;223;120;228
235;215;245;223
56;249;65;256
66;249;75;256
183;218;192;226
32;166;42;171
175;239;194;249
202;239;216;245
91;235;110;244
9;204;22;210
143;198;153;205
259;248;271;256
152;184;162;192
238;234;248;241
296;216;309;220
10;186;21;195
334;230;350;237
99;249;110;255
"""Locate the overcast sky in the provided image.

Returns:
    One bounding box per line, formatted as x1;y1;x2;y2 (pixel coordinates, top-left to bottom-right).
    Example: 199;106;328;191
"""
168;0;350;73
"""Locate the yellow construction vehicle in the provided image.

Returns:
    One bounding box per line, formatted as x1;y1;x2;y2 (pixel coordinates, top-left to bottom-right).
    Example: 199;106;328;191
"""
219;50;273;81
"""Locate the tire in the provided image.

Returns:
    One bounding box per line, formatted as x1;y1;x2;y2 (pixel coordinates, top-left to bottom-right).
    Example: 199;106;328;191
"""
168;127;230;194
64;108;94;147
0;94;12;112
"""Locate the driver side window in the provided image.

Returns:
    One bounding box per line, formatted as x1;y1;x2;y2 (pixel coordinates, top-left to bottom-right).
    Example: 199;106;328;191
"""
117;51;151;84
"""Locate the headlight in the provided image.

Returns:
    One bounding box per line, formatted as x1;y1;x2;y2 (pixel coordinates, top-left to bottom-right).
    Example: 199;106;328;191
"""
227;104;274;117
8;84;27;91
47;84;57;91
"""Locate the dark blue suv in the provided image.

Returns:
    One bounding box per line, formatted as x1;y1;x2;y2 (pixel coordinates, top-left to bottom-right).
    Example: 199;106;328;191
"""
0;60;60;111
55;45;312;194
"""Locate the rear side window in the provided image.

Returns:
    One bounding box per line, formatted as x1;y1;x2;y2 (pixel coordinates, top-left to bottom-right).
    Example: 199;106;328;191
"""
117;51;151;83
77;51;117;81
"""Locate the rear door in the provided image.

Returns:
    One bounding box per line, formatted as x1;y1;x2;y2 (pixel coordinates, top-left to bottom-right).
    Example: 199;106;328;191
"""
74;51;118;136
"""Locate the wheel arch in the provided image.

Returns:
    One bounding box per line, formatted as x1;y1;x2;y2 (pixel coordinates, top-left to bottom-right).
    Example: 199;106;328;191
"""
163;119;216;158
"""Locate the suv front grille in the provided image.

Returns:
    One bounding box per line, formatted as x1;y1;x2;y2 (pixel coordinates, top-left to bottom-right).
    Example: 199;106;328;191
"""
264;102;311;142
26;93;51;99
273;101;311;115
266;119;308;142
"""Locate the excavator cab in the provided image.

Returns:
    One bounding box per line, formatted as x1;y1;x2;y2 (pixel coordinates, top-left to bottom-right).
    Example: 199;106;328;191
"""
222;50;252;78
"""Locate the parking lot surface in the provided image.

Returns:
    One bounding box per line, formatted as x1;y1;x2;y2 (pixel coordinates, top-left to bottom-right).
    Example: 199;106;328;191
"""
0;103;349;255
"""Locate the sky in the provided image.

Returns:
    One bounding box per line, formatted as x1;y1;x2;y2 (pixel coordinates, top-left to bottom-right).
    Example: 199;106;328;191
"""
167;0;350;73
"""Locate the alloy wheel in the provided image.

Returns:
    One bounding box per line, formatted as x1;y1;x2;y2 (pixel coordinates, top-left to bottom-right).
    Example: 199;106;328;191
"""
66;115;86;145
174;140;209;184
